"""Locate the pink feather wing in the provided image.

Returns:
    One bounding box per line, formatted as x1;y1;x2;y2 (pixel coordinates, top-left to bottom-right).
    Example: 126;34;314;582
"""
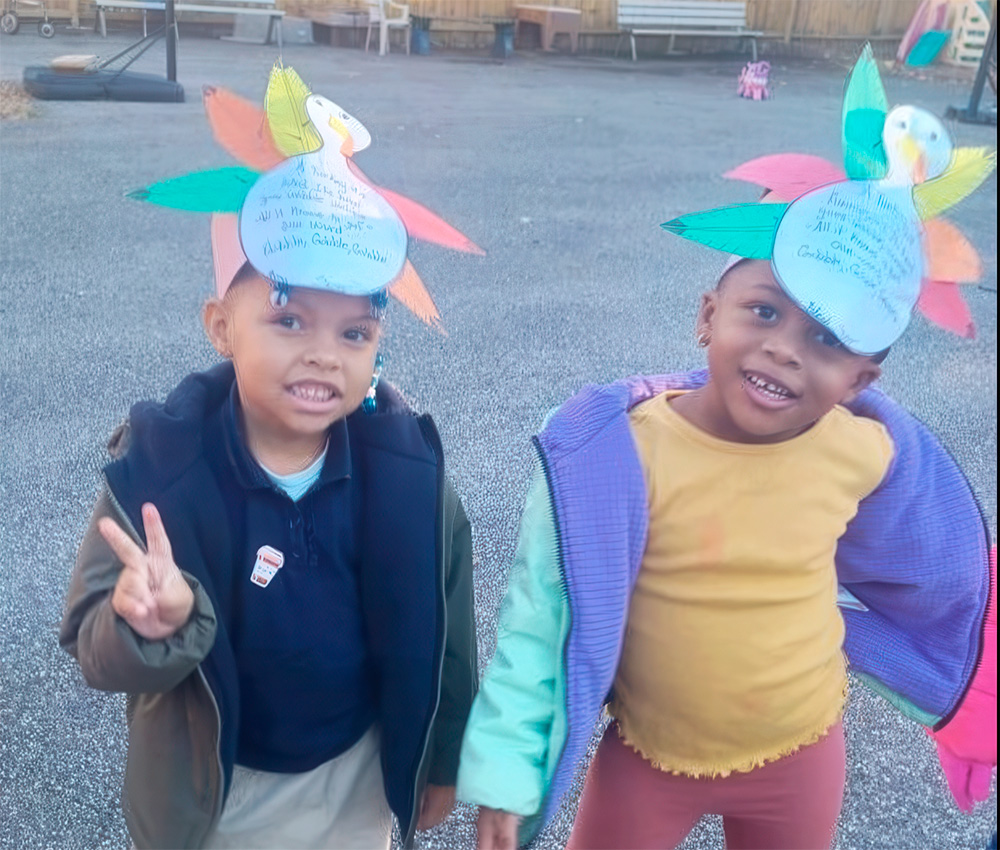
724;154;846;202
917;280;976;339
203;86;284;173
347;160;485;255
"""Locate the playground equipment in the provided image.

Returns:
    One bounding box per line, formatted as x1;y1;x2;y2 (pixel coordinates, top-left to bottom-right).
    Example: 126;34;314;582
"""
22;0;183;101
1;0;56;37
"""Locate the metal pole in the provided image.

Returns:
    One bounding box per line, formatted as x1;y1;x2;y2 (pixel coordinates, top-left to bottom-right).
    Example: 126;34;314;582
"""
947;11;997;125
165;0;177;82
965;12;996;121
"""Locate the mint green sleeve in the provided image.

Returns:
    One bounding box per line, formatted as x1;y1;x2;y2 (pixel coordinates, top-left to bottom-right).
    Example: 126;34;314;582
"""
456;464;570;816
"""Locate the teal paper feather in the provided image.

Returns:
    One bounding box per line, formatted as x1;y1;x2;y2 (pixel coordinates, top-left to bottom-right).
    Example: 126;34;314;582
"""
661;203;787;258
842;44;888;180
127;167;258;212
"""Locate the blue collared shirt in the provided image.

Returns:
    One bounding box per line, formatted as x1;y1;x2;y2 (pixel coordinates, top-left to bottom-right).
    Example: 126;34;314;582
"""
222;389;376;773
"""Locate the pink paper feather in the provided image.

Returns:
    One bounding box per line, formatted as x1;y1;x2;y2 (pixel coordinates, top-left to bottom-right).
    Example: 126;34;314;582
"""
917;279;976;339
347;160;485;256
724;154;846;202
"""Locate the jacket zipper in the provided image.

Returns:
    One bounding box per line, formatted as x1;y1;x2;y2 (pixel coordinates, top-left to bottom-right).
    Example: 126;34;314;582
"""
196;667;226;831
401;415;450;848
103;482;142;546
524;437;574;844
104;478;227;839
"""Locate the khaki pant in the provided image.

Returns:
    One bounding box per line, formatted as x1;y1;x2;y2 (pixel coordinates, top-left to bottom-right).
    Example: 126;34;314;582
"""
203;725;393;849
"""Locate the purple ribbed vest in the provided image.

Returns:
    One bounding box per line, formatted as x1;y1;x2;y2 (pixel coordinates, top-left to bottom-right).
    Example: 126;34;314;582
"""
531;372;990;837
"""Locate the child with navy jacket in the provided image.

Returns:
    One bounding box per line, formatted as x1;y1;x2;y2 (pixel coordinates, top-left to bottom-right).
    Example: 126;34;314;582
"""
60;69;480;849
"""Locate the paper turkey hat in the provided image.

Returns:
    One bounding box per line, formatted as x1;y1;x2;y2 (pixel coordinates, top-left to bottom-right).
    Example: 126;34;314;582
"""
130;64;484;330
662;45;995;355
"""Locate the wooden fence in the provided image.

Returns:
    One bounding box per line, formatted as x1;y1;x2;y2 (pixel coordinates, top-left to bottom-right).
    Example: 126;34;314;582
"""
43;0;997;47
286;0;926;37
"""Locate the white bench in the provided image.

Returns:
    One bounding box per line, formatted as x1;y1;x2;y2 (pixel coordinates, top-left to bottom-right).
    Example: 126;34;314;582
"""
95;0;283;48
617;0;761;62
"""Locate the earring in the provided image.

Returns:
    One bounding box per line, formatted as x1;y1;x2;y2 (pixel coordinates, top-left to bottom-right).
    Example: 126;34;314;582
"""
696;332;710;348
362;352;384;415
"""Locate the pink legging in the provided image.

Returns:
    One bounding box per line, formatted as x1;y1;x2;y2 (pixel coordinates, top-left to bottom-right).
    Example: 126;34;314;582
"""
566;720;846;850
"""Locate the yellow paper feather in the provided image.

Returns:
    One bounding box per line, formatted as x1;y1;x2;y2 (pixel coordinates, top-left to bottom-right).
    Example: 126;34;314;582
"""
914;147;997;221
264;63;322;158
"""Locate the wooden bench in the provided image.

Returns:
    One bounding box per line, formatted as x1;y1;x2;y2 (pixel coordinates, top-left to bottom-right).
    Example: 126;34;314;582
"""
95;0;283;48
617;0;761;62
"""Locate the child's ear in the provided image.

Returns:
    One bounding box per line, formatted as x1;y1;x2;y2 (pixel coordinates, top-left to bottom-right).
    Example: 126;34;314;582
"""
202;298;233;358
841;361;881;405
696;291;718;342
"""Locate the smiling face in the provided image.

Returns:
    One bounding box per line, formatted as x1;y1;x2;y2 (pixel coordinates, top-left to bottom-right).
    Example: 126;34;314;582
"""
675;260;882;444
203;273;380;472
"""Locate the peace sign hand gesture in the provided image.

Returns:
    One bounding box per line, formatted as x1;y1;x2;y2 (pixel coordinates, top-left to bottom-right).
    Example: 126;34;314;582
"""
100;503;195;641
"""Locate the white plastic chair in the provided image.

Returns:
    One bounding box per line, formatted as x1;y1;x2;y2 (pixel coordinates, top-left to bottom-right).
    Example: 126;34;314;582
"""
365;0;410;56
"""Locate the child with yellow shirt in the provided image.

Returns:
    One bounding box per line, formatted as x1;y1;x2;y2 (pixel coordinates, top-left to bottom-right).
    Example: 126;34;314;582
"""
456;48;995;850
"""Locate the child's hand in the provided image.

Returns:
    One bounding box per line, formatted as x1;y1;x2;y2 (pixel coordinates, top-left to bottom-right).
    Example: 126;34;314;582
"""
476;807;520;850
416;783;455;830
100;503;195;641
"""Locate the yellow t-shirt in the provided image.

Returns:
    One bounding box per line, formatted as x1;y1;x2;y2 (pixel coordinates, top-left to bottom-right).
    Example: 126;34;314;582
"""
610;391;893;777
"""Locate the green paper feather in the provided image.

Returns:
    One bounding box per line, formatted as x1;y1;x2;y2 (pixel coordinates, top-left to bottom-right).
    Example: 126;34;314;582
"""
265;64;322;157
661;203;787;259
127;167;258;212
842;44;888;180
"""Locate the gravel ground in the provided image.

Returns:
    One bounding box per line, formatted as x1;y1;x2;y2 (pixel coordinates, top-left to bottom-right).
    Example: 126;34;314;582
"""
1;27;996;850
0;81;36;119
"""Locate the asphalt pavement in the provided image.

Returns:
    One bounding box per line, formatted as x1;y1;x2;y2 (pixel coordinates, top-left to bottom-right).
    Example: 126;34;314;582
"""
1;27;996;850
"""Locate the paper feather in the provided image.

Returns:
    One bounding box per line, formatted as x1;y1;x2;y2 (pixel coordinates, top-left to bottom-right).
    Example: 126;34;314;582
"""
842;44;889;180
127;167;257;212
347;160;485;255
914;147;997;221
661;203;787;258
389;260;445;332
378;186;487;255
265;64;322;157
922;219;982;283
724;154;846;202
917;280;976;338
203;86;284;173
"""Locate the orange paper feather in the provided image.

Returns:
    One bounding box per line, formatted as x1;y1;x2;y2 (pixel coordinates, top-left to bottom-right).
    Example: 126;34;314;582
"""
917;279;976;339
389;261;445;333
203;86;284;173
921;219;982;284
